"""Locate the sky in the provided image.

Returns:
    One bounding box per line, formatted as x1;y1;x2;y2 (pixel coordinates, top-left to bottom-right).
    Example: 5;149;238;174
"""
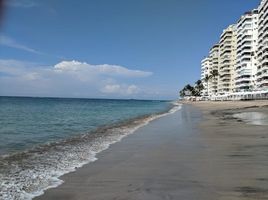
0;0;261;100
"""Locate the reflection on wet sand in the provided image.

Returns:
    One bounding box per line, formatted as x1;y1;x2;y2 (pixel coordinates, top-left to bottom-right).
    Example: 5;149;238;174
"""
233;112;268;126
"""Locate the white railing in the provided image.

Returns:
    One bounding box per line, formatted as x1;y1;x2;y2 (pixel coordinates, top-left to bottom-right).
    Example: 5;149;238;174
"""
209;91;268;101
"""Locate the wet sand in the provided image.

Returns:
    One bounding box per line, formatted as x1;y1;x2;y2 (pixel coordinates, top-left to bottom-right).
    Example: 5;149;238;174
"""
188;100;268;199
35;101;268;200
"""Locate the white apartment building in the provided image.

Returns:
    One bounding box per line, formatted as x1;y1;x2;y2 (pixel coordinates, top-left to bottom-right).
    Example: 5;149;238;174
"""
257;0;268;90
199;0;268;99
201;57;210;96
218;24;237;95
208;44;219;95
235;9;259;92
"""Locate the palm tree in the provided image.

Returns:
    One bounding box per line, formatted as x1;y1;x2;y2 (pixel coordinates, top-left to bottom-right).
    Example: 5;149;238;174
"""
185;84;195;96
204;75;210;96
194;80;204;96
179;81;204;98
209;70;219;94
210;70;219;79
204;70;219;96
179;84;195;97
179;89;185;97
185;84;194;91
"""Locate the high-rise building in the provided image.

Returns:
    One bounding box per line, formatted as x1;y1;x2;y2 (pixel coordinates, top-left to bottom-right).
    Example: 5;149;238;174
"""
199;0;268;99
257;0;268;90
208;44;220;96
235;9;259;92
200;45;219;97
218;24;237;95
201;57;210;96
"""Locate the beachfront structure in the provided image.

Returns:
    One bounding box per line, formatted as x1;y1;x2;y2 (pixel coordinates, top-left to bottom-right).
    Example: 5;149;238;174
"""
201;57;210;96
200;45;220;97
208;44;220;95
197;0;268;100
218;24;237;95
235;9;259;92
257;0;268;90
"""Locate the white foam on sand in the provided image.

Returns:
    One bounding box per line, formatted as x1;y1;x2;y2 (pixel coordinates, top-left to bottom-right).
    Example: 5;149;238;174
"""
0;103;182;200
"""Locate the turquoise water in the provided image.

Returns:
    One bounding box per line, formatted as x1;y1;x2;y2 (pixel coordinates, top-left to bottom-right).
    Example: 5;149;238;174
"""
0;96;179;200
0;97;171;155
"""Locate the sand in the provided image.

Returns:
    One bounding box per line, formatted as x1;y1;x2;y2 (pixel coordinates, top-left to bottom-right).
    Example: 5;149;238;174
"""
35;101;268;200
189;100;268;200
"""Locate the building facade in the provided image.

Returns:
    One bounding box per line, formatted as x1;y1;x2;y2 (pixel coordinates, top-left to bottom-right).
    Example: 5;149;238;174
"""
201;57;210;96
199;0;268;98
208;44;220;96
235;9;259;92
218;24;237;95
257;0;268;90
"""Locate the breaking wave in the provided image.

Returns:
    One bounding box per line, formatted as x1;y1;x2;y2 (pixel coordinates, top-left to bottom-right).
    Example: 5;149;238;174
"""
0;102;182;200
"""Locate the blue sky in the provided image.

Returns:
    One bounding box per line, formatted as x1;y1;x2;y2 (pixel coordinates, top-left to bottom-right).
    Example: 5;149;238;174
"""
0;0;260;99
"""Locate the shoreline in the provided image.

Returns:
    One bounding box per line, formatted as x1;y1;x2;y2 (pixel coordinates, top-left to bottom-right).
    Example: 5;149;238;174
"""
35;104;203;200
0;102;181;200
183;100;268;111
35;100;268;200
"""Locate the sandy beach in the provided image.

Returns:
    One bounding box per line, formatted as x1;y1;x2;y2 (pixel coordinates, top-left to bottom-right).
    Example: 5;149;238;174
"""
188;100;268;199
35;101;268;200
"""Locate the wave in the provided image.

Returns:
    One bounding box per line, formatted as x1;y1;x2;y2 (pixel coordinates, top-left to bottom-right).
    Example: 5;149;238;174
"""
0;102;182;200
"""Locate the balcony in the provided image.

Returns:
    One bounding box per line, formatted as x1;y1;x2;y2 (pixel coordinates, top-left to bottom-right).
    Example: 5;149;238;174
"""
221;78;231;82
261;58;268;65
222;59;231;64
220;50;232;57
235;76;251;83
241;46;251;52
236;68;251;75
220;32;233;41
240;51;252;57
259;1;268;14
259;78;268;85
236;82;251;88
220;63;231;69
262;70;268;75
260;65;268;73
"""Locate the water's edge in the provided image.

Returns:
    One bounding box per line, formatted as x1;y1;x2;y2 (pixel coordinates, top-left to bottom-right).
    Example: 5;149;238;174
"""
0;102;182;200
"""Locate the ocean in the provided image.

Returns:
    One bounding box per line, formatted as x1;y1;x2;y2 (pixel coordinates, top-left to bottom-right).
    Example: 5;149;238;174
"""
0;97;181;200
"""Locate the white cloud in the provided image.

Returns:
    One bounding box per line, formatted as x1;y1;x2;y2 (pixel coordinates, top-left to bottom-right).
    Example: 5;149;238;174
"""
101;84;140;95
0;59;31;74
101;84;121;94
54;60;153;78
0;59;152;98
0;35;42;55
22;72;41;81
126;85;139;95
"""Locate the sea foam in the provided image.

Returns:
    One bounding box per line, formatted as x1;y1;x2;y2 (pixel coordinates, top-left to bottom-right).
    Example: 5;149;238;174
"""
0;103;182;200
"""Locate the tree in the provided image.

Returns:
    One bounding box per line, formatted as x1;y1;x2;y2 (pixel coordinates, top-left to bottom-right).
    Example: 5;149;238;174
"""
179;81;205;98
209;69;219;95
204;75;210;96
194;80;204;96
179;84;194;97
203;70;219;96
210;70;219;79
179;89;185;97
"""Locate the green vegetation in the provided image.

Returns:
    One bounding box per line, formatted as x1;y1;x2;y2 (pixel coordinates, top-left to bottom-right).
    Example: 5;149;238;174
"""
179;80;204;97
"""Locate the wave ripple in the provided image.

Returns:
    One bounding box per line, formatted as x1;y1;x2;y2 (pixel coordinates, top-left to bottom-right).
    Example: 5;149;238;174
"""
0;103;181;200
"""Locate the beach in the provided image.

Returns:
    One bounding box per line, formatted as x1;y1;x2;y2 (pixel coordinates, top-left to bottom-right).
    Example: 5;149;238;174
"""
35;101;268;200
188;100;268;199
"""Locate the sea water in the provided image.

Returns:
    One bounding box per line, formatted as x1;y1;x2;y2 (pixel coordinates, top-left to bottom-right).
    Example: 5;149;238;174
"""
0;97;181;200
